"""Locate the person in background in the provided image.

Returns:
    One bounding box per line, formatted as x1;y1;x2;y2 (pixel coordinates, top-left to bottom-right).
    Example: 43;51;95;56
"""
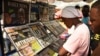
81;5;94;36
81;5;93;55
17;8;26;24
54;8;62;19
75;5;83;19
82;5;90;26
58;6;90;56
90;34;100;51
89;1;100;56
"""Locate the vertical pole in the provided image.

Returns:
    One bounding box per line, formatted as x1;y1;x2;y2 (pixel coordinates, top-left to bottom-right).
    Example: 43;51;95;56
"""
0;0;4;55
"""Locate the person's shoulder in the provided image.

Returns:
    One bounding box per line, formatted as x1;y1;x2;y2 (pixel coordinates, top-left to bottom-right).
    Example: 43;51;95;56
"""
92;43;100;56
76;23;89;31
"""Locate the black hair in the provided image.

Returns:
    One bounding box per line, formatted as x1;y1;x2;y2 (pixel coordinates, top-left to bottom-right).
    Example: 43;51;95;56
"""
82;5;90;17
75;5;80;9
92;1;100;9
91;1;100;16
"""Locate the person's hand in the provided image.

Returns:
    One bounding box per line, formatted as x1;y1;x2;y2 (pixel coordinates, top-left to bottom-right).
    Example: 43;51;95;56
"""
59;30;70;40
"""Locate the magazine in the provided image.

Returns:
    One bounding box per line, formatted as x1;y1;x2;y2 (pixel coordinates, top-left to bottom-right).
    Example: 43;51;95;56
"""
30;3;39;22
38;4;49;21
4;26;43;56
4;0;29;27
48;39;65;52
42;21;59;36
50;20;65;35
36;48;58;56
28;23;54;47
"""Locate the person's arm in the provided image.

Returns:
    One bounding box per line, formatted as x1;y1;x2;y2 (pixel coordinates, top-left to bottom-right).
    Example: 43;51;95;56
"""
58;46;69;56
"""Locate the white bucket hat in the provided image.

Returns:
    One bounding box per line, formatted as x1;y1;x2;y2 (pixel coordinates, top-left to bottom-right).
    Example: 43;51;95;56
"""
61;6;81;18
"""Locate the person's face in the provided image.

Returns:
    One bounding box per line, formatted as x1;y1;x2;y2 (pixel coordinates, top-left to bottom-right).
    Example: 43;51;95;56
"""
89;8;100;34
4;13;12;24
62;18;73;28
